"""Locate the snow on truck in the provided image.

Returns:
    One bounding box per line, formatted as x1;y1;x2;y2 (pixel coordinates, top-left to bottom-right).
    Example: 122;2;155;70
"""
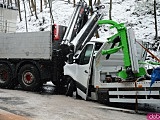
64;19;160;104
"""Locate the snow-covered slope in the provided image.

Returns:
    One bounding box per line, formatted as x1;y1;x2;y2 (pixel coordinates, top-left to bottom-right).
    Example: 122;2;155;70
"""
16;0;160;43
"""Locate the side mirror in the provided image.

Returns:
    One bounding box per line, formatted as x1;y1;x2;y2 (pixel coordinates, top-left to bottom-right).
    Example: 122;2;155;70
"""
68;53;73;64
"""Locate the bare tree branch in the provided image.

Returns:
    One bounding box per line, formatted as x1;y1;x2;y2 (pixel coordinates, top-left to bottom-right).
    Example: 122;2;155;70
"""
28;0;33;16
154;0;158;39
17;0;22;21
40;0;42;12
48;0;54;23
23;0;28;32
109;0;112;20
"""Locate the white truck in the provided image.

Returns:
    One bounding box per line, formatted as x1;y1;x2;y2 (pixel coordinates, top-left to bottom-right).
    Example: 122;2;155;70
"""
64;19;160;104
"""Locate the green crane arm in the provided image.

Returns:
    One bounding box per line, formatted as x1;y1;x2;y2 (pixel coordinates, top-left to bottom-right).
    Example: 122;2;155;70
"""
98;20;131;68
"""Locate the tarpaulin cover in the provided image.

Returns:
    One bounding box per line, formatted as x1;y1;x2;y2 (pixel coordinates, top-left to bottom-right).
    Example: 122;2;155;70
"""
150;67;160;87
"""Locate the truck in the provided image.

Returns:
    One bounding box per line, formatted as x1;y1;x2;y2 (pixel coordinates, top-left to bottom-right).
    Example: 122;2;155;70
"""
0;1;104;91
64;19;160;105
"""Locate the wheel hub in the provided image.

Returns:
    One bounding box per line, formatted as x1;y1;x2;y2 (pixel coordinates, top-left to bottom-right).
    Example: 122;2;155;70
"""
23;72;34;84
0;70;8;82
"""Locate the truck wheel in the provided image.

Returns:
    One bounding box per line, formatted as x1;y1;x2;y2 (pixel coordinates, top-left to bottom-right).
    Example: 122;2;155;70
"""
65;80;75;97
0;63;17;89
18;64;41;91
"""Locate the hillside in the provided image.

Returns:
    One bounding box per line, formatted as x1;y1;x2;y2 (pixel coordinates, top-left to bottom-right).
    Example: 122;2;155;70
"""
16;0;160;41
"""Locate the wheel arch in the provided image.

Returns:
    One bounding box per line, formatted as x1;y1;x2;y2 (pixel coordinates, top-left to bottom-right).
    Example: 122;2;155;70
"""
64;75;74;83
64;75;76;90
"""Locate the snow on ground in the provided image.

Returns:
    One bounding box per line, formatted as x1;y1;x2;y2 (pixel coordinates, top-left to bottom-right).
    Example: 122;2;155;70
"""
16;0;75;32
16;0;160;42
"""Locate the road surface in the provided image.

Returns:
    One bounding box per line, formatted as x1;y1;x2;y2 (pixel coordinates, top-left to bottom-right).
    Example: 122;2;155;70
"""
0;85;148;120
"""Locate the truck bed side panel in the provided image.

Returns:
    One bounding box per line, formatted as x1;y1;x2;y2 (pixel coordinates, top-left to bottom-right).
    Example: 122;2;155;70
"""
0;31;52;59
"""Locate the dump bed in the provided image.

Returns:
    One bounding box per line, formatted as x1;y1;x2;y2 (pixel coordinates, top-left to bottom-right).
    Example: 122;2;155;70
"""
0;31;52;60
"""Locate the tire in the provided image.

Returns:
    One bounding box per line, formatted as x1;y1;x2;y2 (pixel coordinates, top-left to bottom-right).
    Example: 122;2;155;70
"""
65;80;75;97
0;63;17;89
18;64;41;91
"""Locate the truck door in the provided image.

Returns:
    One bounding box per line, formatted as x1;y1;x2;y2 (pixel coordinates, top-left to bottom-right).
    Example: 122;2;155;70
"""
76;43;94;100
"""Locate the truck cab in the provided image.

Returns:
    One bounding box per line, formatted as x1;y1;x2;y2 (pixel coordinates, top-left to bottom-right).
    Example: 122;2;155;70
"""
64;38;104;100
64;35;133;101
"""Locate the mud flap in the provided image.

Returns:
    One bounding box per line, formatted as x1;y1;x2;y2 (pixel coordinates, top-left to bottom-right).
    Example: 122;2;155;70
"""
97;89;110;104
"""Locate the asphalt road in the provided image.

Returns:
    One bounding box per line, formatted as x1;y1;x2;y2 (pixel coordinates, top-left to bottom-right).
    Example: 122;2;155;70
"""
0;85;149;120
